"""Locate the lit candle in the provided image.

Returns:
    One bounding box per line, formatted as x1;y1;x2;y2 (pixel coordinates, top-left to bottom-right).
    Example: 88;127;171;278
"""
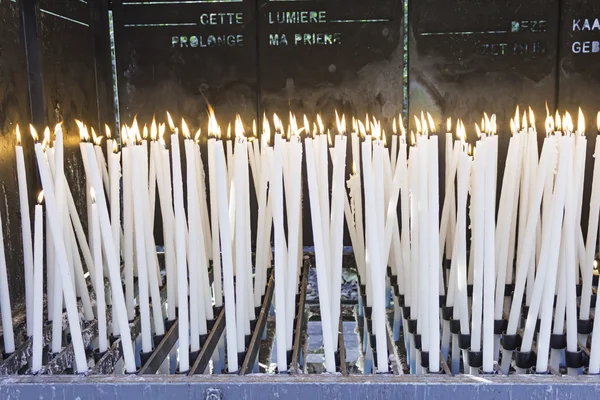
207;111;223;308
121;127;135;320
15;126;34;337
91;188;108;353
428;133;441;373
31;192;44;373
167;114;190;372
33;134;87;373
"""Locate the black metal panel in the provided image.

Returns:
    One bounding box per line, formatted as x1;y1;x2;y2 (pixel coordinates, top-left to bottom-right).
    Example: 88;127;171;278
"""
36;0;99;227
258;0;404;124
0;0;35;306
558;0;600;234
111;0;258;125
408;0;560;131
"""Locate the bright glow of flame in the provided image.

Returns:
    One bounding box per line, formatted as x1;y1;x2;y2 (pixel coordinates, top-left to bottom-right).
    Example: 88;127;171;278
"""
92;128;103;146
357;120;366;138
420;112;428;136
563;111;574;133
37;190;44;204
105;124;111;139
166;111;176;132
490;114;497;135
392;117;397;135
427;112;436;134
399;115;406;138
181;118;191;139
522;111;528;131
75;119;90;142
528;107;535;130
252;119;257;138
159;123;166;143
447;117;451;133
303;114;310;136
113;140;119;153
335;110;346;134
44;127;51;146
273;113;282;134
289;113;300;137
577;107;585;135
90;187;96;203
316;114;324;134
352;116;357;133
545;115;554;135
365;114;370;133
207;106;220;138
327;129;333;146
555;111;562;132
142;125;149;140
597;111;600;132
235;114;245;139
263;114;271;141
514;105;520;132
483;113;490;134
195;129;201;142
121;125;128;143
16;125;21;146
510;118;516;135
475;123;481;139
151;118;158;141
413;115;421;134
410;131;416;146
371;120;382;141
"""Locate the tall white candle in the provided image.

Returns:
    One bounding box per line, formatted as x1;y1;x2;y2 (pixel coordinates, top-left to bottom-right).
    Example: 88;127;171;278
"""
207;137;223;307
428;135;441;372
122;139;135;320
31;194;44;373
470;139;485;355
91;189;108;353
34;142;87;372
15;127;34;337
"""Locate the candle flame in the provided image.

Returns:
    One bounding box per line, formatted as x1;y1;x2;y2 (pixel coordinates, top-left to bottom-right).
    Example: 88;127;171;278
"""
357;120;366;138
132;117;140;137
316;114;324;134
475;123;481;139
597;111;600;132
483;112;490;134
563;111;574;133
491;114;497;135
37;190;44;204
545;101;550;119
514;105;521;132
90;187;96;203
555;111;562;132
113;140;119;154
43;126;51;146
510;118;516;135
194;129;201;142
105;124;111;139
447;117;451;133
426;112;436;134
92;128;103;146
545;114;554;136
235;114;245;139
522;111;528;131
75;119;90;142
159;123;166;143
399;115;406;138
577;107;585;135
392;117;397;135
365;114;370;133
142;124;149;140
371;121;382;141
166;111;176;133
289;113;300;138
352;116;357;133
528;107;535;130
413;115;421;135
252;119;257;138
327;129;333;146
420;111;428;136
151;118;158;141
410;131;416;146
16;125;21;146
262;114;271;141
303;114;310;136
121;125;128;143
207;106;219;139
335;110;346;134
181;118;191;139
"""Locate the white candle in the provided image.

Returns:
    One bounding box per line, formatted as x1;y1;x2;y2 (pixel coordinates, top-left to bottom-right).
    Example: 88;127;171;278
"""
207;137;223;307
83;144;137;373
34;142;87;372
215;140;239;372
305;136;336;372
0;200;14;355
91;189;108;353
160;145;177;319
15;127;34;337
470;139;485;355
121;140;135;320
31;194;44;373
428;135;441;372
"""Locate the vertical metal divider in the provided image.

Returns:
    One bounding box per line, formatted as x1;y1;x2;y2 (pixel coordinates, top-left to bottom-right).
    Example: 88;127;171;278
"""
290;259;309;374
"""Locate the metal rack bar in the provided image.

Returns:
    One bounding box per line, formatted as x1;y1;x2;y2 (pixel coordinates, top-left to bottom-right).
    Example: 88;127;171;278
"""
188;307;225;375
239;268;275;375
138;319;179;375
290;259;309;374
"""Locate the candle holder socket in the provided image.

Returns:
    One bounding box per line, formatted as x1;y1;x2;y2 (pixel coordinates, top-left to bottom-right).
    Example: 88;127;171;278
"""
140;350;153;365
369;334;377;348
334;350;341;372
419;351;429;368
577;318;594;335
364;306;373;319
250;318;258;332
441;306;453;321
189;349;200;364
213;304;224;315
359;284;366;296
244;334;252;348
591;293;597;308
153;334;165;348
458;334;471;350
389;275;398;288
467;349;483;368
175;368;189;375
565;349;587;369
406;319;417;334
165;319;176;331
386;266;393;278
254;306;262;318
549;333;567;350
402;306;411;320
414;334;422;350
206;318;216;331
594;274;599;286
514;349;536;369
366;318;373;333
501;333;522;351
467;284;474;297
449;319;460;334
397;294;405;306
393;285;401;298
237;351;247;367
504;283;515;296
199;333;209;348
439;295;446;308
92;349;107;363
576;284;583;297
494;319;508;335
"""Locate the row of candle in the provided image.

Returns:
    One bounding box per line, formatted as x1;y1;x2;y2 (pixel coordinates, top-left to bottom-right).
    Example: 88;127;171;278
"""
4;106;600;376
